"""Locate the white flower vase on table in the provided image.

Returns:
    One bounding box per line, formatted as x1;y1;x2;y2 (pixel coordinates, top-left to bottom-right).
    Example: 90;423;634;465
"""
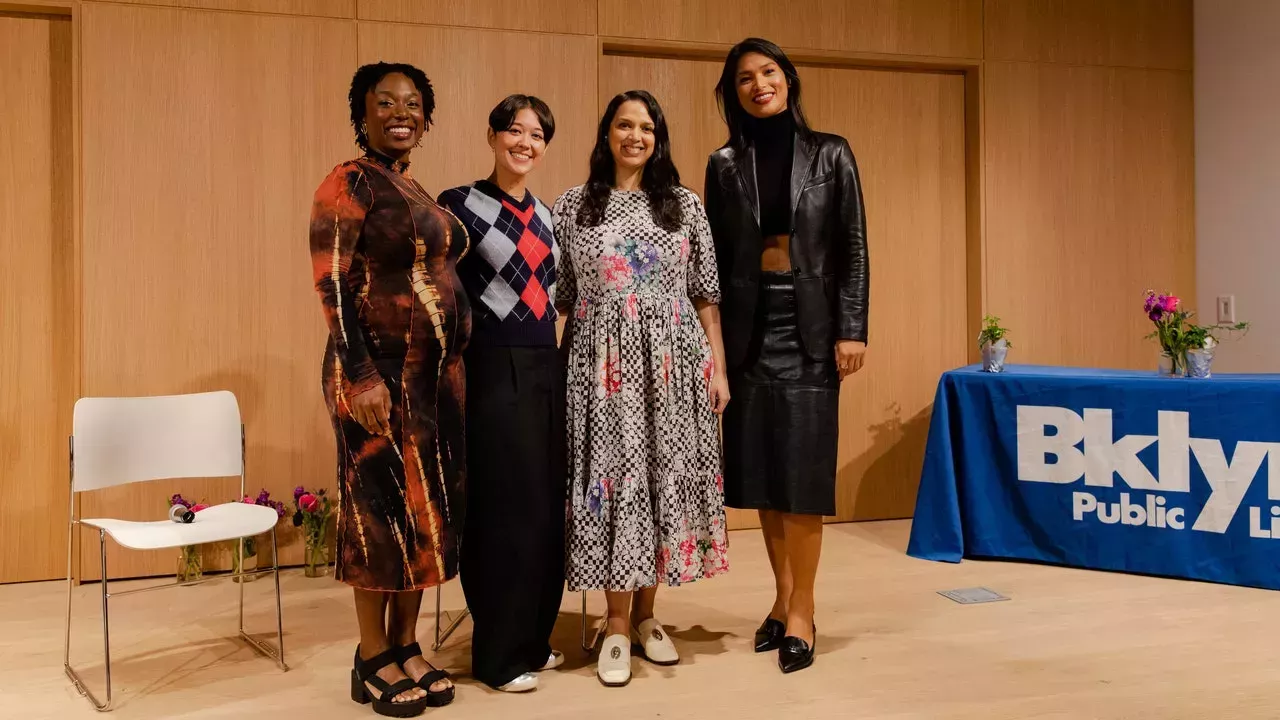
1143;289;1248;380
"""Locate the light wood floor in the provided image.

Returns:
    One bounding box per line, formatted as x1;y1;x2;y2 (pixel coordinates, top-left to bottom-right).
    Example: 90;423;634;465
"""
5;520;1276;719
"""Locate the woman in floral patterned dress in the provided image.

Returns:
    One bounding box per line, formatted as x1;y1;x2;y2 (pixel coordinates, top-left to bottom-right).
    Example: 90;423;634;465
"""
552;90;730;688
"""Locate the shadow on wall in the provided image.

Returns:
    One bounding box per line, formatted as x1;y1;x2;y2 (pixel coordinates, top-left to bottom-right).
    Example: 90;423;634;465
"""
838;401;932;523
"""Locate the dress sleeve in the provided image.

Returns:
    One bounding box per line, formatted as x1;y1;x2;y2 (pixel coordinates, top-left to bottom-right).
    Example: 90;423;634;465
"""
309;164;384;396
684;189;722;304
552;190;578;313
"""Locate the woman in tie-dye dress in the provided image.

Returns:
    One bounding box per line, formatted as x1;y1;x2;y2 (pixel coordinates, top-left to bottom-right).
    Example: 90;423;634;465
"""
310;62;463;714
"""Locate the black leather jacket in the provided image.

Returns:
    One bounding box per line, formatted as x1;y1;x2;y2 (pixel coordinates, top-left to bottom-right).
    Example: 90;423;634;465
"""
703;130;869;369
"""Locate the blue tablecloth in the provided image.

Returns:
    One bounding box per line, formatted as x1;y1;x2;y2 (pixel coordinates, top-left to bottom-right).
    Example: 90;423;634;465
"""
906;364;1280;590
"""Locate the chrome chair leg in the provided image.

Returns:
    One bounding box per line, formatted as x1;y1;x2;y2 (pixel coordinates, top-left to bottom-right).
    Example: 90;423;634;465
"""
238;528;289;670
581;590;601;653
65;529;112;711
432;584;469;651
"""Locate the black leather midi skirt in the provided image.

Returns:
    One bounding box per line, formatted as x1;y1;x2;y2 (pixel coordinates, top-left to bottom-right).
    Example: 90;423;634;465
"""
723;272;839;516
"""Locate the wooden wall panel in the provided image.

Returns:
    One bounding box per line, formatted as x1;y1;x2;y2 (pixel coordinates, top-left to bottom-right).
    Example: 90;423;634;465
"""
601;56;968;528
984;61;1194;370
357;22;598;203
92;0;356;19
357;0;594;36
985;0;1193;70
78;3;356;580
599;0;983;59
0;14;75;584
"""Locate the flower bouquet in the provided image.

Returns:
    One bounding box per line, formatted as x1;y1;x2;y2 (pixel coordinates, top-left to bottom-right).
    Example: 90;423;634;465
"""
977;314;1012;373
169;494;208;582
1143;290;1248;378
229;489;286;582
292;486;334;577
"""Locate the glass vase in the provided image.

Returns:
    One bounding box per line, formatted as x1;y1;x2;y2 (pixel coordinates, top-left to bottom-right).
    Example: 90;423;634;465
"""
231;537;258;583
177;545;202;583
1158;351;1186;378
303;530;329;578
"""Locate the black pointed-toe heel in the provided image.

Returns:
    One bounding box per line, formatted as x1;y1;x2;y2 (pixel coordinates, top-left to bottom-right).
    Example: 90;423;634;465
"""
351;646;428;717
778;624;816;674
753;617;786;653
393;642;455;707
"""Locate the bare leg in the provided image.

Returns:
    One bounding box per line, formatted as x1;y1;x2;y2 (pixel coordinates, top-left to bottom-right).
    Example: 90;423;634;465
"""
387;590;452;693
758;509;791;621
629;585;659;626
354;588;425;703
780;513;823;645
604;590;634;637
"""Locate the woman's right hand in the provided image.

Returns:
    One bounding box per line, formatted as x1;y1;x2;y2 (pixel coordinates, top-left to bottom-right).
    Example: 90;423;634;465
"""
350;382;392;436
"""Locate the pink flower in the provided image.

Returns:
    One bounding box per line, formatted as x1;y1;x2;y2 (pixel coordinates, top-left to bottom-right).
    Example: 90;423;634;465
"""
602;256;631;290
299;493;319;512
624;293;639;321
601;352;622;398
1162;295;1180;313
190;503;209;512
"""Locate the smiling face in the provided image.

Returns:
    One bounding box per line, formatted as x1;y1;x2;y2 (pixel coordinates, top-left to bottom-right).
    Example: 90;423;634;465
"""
607;100;655;173
489;107;546;179
363;72;425;159
735;51;789;119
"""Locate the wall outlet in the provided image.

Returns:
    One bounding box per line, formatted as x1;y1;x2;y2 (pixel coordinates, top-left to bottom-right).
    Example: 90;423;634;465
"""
1217;295;1236;323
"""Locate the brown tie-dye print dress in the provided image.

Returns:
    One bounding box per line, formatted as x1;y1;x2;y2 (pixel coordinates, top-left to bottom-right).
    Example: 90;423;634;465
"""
309;151;470;592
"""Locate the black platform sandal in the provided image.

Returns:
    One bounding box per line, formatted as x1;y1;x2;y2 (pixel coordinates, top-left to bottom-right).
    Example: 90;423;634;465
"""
394;642;455;707
351;646;429;718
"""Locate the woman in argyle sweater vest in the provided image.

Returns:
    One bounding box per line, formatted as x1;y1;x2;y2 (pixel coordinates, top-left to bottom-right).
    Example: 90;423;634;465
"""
437;95;565;694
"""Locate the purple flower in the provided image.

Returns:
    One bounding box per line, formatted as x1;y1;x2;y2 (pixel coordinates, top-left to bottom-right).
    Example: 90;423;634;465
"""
170;493;191;509
628;240;660;278
587;481;604;518
293;485;306;501
1149;310;1163;321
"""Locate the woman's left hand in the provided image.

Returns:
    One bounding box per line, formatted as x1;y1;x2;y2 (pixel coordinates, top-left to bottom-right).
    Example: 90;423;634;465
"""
835;340;867;380
709;371;731;414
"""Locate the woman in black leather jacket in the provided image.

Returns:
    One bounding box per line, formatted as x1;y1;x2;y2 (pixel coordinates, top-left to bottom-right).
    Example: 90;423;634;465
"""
703;37;869;675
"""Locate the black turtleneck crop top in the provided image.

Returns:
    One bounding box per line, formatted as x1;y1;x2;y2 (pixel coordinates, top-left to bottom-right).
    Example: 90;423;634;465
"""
748;111;796;236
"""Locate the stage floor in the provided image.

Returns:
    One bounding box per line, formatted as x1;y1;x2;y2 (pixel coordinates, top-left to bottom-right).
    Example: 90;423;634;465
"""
4;520;1275;719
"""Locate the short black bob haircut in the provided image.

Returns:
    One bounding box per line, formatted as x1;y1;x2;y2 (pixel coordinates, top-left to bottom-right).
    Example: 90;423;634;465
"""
488;94;556;144
348;62;435;153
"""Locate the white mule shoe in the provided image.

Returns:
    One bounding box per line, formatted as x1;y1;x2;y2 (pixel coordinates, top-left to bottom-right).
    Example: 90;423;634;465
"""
539;650;565;671
597;634;632;687
632;618;679;666
498;672;539;693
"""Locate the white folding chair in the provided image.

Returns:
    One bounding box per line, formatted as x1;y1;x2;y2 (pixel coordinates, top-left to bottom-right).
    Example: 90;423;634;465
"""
63;390;288;711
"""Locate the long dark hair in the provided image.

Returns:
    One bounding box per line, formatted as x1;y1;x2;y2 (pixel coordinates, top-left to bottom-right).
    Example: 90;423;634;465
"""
578;90;684;232
714;38;813;151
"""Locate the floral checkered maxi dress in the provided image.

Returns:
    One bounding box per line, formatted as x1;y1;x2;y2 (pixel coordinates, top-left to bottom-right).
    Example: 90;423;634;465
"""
553;185;729;592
